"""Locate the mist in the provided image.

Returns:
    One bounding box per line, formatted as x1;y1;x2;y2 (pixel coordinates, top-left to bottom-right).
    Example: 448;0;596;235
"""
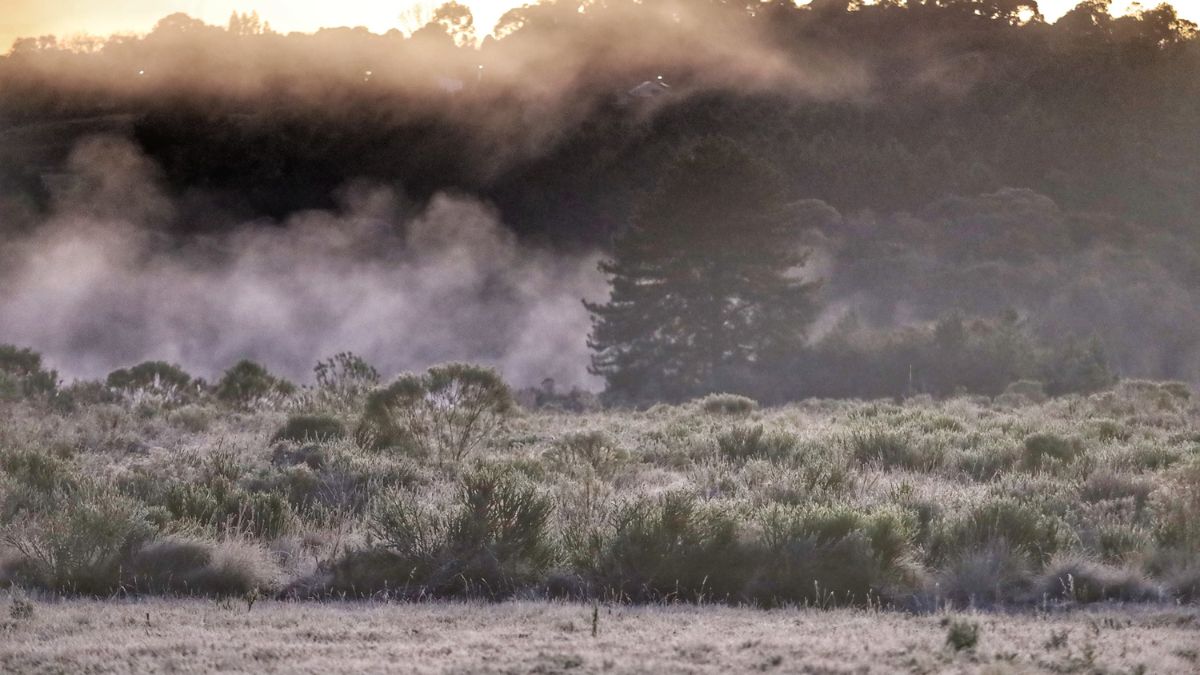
0;0;1198;394
0;136;604;387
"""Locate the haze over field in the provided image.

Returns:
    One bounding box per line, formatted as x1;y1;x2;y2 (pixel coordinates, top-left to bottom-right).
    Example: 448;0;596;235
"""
0;0;1198;396
4;7;1200;672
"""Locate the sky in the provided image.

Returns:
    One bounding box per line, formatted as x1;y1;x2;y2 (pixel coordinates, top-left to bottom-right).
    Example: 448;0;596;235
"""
4;0;1197;53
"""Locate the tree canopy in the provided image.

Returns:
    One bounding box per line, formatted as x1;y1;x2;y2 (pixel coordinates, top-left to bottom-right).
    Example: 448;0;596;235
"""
586;139;818;403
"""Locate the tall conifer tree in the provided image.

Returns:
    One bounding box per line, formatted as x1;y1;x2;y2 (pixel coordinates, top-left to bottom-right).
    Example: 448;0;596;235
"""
586;138;819;403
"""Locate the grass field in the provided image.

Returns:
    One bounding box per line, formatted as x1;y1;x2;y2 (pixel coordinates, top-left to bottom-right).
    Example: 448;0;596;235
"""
3;597;1199;674
3;358;1200;672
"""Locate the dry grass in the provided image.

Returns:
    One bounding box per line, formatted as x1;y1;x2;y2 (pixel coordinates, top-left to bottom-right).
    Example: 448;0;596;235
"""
2;378;1200;605
1;596;1198;673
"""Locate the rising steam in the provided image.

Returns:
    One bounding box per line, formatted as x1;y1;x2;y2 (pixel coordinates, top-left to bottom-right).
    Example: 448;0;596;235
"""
0;136;605;387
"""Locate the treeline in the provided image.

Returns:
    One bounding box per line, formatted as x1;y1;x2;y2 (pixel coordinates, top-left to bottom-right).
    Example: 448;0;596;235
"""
0;0;1198;396
0;1;1195;238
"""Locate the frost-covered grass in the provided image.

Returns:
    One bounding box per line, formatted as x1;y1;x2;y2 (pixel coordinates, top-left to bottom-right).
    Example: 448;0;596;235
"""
1;379;1198;608
2;595;1199;674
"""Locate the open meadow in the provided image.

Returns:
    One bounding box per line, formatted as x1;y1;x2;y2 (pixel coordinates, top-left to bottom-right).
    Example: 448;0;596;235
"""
2;598;1200;674
3;353;1200;672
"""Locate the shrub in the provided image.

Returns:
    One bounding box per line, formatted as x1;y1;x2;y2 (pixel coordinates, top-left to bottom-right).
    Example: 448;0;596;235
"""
168;405;212;433
931;498;1065;565
1041;554;1161;600
944;618;980;652
1166;566;1200;604
125;535;281;596
935;541;1033;607
423;364;515;461
576;492;747;602
1037;558;1160;603
846;429;937;470
359;466;554;597
0;345;58;398
355;375;426;452
748;504;919;607
549;431;626;475
1002;380;1047;404
356;364;513;461
106;361;193;392
445;466;555;594
1080;471;1153;510
214;360;295;407
717;425;796;463
8;594;34;621
312;352;380;408
162;479;292;539
1022;433;1084;468
698;393;758;415
0;449;77;494
1;483;154;594
315;352;379;393
271;415;347;444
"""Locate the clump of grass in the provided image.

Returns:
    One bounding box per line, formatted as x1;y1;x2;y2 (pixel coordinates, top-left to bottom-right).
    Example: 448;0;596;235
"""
8;594;34;621
944;617;980;652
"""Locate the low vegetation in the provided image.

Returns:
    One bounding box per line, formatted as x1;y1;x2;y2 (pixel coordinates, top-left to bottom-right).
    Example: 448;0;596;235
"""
1;346;1198;613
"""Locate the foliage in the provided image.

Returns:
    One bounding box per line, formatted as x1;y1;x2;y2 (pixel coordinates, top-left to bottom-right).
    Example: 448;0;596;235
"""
124;535;280;596
749;504;919;606
716;425;796;464
106;361;194;392
574;492;747;602
162;478;292;539
214;360;295;407
361;466;554;597
1022;433;1084;468
313;352;380;403
356;364;513;460
698;393;759;415
0;345;58;399
586;138;819;404
271;415;347;444
2;483;154;593
944;618;980;652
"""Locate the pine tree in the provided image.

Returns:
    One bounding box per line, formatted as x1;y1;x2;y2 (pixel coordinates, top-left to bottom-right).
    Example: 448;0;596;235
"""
585;138;819;403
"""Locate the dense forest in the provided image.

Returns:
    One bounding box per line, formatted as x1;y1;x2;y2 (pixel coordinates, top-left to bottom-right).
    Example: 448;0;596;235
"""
0;0;1197;401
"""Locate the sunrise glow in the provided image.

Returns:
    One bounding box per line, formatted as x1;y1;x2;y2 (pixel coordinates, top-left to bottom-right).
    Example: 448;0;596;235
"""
5;0;1198;54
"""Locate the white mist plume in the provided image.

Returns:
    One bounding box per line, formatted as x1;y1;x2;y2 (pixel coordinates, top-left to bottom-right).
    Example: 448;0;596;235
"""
0;136;605;387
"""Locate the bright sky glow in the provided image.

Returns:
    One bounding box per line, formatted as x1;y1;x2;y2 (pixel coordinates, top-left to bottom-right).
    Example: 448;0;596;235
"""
2;0;1198;53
